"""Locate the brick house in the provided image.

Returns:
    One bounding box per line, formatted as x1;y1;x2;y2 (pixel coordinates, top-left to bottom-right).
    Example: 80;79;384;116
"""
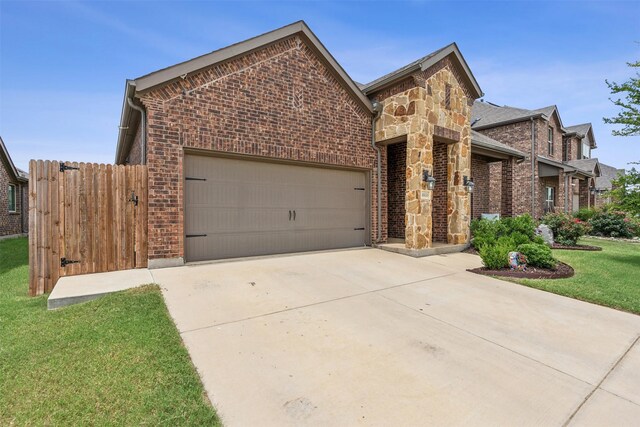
115;21;482;266
592;163;625;207
470;101;600;219
0;136;29;236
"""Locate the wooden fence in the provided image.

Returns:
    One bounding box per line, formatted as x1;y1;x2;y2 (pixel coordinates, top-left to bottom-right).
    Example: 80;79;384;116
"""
29;160;148;296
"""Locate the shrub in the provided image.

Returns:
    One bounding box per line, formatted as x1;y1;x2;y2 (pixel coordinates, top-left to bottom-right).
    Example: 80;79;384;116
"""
517;243;557;269
470;214;536;249
574;208;597;222
541;212;590;246
478;236;514;269
589;211;633;238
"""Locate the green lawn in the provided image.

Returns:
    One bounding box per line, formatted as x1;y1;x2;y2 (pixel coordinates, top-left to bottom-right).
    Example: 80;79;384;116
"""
508;237;640;315
0;237;221;425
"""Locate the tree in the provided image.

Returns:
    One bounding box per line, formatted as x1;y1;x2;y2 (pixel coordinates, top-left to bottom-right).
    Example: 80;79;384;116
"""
604;60;640;136
608;167;640;216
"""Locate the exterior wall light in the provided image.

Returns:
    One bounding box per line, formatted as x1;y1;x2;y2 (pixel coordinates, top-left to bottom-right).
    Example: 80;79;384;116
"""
590;187;596;195
422;170;436;190
463;176;474;193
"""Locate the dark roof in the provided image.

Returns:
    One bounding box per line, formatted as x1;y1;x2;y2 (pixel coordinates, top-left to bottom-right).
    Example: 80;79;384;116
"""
471;130;526;159
360;43;483;99
595;162;624;190
565;123;597;148
566;158;600;177
0;136;28;182
471;101;546;129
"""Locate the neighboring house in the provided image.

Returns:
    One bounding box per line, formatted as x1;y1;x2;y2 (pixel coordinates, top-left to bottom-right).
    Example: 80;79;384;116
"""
115;21;482;266
593;163;625;207
0;137;29;236
470;101;600;218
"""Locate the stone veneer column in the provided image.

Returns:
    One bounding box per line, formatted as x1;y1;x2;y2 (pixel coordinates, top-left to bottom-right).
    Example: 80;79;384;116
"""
374;68;472;250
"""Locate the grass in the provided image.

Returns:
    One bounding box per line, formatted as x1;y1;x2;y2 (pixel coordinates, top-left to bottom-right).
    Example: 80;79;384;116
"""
507;237;640;315
0;237;221;426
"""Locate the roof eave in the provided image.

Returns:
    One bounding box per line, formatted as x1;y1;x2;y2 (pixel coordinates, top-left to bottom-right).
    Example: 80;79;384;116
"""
471;140;526;160
473;114;545;130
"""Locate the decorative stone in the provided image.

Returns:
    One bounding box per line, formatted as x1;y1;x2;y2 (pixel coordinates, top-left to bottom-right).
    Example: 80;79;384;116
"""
536;224;554;246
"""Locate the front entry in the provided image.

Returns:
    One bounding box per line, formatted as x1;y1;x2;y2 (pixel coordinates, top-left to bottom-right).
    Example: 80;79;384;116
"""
184;155;368;262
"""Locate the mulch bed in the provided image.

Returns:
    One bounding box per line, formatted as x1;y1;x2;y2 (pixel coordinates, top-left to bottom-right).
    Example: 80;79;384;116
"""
467;262;574;279
551;243;602;251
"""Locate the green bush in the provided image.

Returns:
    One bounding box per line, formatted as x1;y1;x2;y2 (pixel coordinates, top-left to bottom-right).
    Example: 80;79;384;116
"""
541;212;590;246
589;211;633;238
478;236;514;269
574;208;597;222
517;243;557;269
470;214;536;249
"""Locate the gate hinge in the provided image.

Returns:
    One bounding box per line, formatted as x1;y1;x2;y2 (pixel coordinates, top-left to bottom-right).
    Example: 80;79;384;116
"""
60;162;80;172
61;257;80;267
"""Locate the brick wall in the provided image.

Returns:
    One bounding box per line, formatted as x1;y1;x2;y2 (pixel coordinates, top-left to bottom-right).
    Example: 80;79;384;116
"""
432;142;448;242
387;142;406;239
488;162;502;213
471;154;490;218
134;36;374;260
538;112;563;162
0;160;24;236
127;124;143;165
477;120;537;216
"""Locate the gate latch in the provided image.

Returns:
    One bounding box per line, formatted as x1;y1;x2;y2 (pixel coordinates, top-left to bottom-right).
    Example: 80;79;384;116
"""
128;191;139;206
60;257;80;267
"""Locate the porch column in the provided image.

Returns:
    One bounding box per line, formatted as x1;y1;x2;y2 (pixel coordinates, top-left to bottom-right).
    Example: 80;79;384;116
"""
501;158;514;217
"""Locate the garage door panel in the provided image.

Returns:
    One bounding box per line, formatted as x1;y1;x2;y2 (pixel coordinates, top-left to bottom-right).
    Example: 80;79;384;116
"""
185;155;368;261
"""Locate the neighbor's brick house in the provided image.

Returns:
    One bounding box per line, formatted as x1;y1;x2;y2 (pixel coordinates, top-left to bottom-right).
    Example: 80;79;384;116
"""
115;21;483;266
1;137;29;236
470;102;600;219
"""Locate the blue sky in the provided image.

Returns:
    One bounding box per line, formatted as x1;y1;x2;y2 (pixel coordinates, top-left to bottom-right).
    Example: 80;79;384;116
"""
1;0;639;170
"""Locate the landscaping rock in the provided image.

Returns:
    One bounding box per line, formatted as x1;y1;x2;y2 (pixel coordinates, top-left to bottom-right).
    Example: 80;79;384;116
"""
536;224;554;246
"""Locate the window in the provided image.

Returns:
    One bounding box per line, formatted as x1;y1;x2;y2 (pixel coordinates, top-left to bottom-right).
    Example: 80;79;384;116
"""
8;184;16;213
581;141;590;159
544;186;555;213
548;127;554;156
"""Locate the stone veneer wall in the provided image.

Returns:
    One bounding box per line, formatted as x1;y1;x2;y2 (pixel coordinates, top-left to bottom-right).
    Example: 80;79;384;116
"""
372;61;472;249
133;35;375;261
387;142;406;239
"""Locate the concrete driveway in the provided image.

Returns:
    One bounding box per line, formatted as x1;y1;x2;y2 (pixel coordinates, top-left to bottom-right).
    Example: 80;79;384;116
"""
153;248;640;426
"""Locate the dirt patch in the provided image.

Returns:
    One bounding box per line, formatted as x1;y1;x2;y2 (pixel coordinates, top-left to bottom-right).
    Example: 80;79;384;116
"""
551;243;602;251
467;262;574;280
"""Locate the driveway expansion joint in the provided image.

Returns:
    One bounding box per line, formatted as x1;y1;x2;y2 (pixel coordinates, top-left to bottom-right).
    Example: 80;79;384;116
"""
178;272;458;335
562;334;640;426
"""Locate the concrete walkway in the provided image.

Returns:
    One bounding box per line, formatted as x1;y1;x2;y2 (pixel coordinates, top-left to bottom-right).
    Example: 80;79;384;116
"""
155;248;640;426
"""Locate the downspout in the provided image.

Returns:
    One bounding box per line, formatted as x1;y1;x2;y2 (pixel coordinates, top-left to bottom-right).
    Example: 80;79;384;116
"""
127;97;147;165
371;101;383;242
530;118;536;216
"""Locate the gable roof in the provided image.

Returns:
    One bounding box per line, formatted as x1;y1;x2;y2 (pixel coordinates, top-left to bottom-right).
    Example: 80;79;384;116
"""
133;21;372;112
565;123;597;148
472;101;566;131
116;21;374;164
566;158;600;177
360;43;483;99
595;162;624;190
0;136;28;182
471;101;546;130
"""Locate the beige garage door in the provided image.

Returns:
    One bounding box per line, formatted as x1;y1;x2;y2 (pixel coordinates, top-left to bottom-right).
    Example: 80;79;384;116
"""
184;155;368;262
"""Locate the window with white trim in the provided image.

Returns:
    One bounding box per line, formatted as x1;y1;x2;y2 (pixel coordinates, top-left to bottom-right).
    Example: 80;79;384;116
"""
8;184;16;212
544;186;555;213
581;141;590;159
548;127;554;156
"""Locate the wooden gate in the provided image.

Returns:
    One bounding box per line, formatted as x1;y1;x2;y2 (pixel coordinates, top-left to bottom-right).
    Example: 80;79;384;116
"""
28;160;148;296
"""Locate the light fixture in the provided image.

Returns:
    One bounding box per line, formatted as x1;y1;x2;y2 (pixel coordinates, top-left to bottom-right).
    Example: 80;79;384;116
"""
463;176;474;193
590;187;596;195
422;170;436;190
